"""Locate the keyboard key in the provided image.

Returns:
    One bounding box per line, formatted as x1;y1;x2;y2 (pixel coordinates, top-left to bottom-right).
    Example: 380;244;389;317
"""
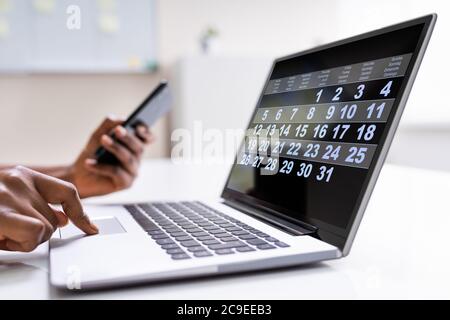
170;231;188;237
175;236;194;242
256;232;270;238
215;249;234;255
198;222;214;228
140;222;161;232
184;227;203;233
275;241;290;248
194;251;213;258
208;241;246;250
214;233;231;238
156;238;175;245
202;240;221;245
197;236;215;241
147;230;165;236
161;243;179;250
238;234;257;240
187;246;207;252
225;227;242;232
236;246;256;252
221;237;238;242
179;222;195;228
180;240;201;247
203;226;221;231
151;234;169;240
247;238;268;246
257;244;276;250
191;232;209;238
158;221;174;227
171;254;191;260
265;237;279;242
231;230;250;236
166;248;186;255
164;227;182;233
214;221;229;226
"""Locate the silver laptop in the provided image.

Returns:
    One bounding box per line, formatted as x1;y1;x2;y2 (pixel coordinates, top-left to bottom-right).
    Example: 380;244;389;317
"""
50;15;436;290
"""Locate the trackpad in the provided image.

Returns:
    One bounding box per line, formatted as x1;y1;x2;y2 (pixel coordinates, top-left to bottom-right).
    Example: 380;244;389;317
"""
59;216;126;239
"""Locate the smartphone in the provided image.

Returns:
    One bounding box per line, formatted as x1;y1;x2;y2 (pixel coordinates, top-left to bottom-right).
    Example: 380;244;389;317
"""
95;81;172;165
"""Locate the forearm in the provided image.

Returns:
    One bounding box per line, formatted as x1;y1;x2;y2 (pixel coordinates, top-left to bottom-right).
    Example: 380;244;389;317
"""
29;165;74;183
0;165;74;184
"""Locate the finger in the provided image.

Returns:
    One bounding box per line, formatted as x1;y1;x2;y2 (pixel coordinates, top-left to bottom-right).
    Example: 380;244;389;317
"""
0;211;46;252
100;135;139;176
31;172;98;235
0;241;9;251
114;126;145;156
30;198;61;230
91;116;124;140
135;126;154;144
51;207;69;227
84;161;133;190
1;239;27;252
21;205;56;241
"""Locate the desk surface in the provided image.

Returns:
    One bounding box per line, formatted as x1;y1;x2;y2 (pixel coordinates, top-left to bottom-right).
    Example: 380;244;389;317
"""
1;159;449;299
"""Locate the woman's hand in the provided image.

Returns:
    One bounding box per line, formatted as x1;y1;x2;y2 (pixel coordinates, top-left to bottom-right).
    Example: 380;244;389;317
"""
68;117;154;198
0;166;97;252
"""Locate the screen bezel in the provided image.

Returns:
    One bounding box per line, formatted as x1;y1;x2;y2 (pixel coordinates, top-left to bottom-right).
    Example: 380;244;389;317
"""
221;14;436;252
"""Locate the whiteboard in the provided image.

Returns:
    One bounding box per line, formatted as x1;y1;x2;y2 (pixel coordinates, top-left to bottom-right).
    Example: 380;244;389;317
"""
0;0;157;73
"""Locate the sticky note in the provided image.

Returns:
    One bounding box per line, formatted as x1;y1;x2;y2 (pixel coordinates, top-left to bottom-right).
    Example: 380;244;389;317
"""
98;13;120;34
127;56;142;69
0;18;9;39
33;0;56;14
0;0;12;13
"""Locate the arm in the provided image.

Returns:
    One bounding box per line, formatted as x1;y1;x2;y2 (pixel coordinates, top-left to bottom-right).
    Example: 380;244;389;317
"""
2;116;154;199
0;165;73;187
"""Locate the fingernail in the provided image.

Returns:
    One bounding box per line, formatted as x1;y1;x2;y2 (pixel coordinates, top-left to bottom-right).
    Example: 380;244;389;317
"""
115;126;126;137
138;126;148;134
102;135;113;146
85;158;97;165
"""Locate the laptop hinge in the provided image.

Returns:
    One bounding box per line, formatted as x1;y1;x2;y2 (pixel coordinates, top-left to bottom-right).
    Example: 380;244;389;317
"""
223;199;317;236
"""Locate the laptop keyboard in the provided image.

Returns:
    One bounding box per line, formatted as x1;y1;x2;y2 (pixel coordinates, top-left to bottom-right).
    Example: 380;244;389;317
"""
125;201;290;260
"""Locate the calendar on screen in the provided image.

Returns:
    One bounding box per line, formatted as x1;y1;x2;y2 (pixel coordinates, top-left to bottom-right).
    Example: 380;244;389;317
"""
239;54;411;180
224;23;425;232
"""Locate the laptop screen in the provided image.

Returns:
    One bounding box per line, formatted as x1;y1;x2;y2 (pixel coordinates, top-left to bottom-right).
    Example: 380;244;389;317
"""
222;17;433;250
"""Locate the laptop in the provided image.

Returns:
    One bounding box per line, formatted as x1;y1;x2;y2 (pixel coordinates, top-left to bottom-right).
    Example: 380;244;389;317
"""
50;14;436;290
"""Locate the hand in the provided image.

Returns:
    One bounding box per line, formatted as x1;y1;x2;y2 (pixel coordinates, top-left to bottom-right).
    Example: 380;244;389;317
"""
69;116;154;198
0;166;98;252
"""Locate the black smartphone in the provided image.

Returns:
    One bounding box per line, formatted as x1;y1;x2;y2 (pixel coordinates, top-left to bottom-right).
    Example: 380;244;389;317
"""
95;81;172;165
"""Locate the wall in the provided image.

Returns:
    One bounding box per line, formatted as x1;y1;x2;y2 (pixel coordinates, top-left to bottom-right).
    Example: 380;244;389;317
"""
0;74;168;165
0;0;341;166
161;0;450;172
1;0;449;171
157;0;340;65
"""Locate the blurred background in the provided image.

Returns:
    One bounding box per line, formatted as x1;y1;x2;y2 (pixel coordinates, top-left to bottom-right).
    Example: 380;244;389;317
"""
0;0;448;171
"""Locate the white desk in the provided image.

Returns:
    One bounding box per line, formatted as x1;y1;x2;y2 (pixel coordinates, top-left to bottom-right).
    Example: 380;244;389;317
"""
1;159;450;299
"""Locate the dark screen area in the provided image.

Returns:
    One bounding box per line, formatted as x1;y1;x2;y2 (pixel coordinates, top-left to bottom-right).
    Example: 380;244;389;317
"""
223;21;427;245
